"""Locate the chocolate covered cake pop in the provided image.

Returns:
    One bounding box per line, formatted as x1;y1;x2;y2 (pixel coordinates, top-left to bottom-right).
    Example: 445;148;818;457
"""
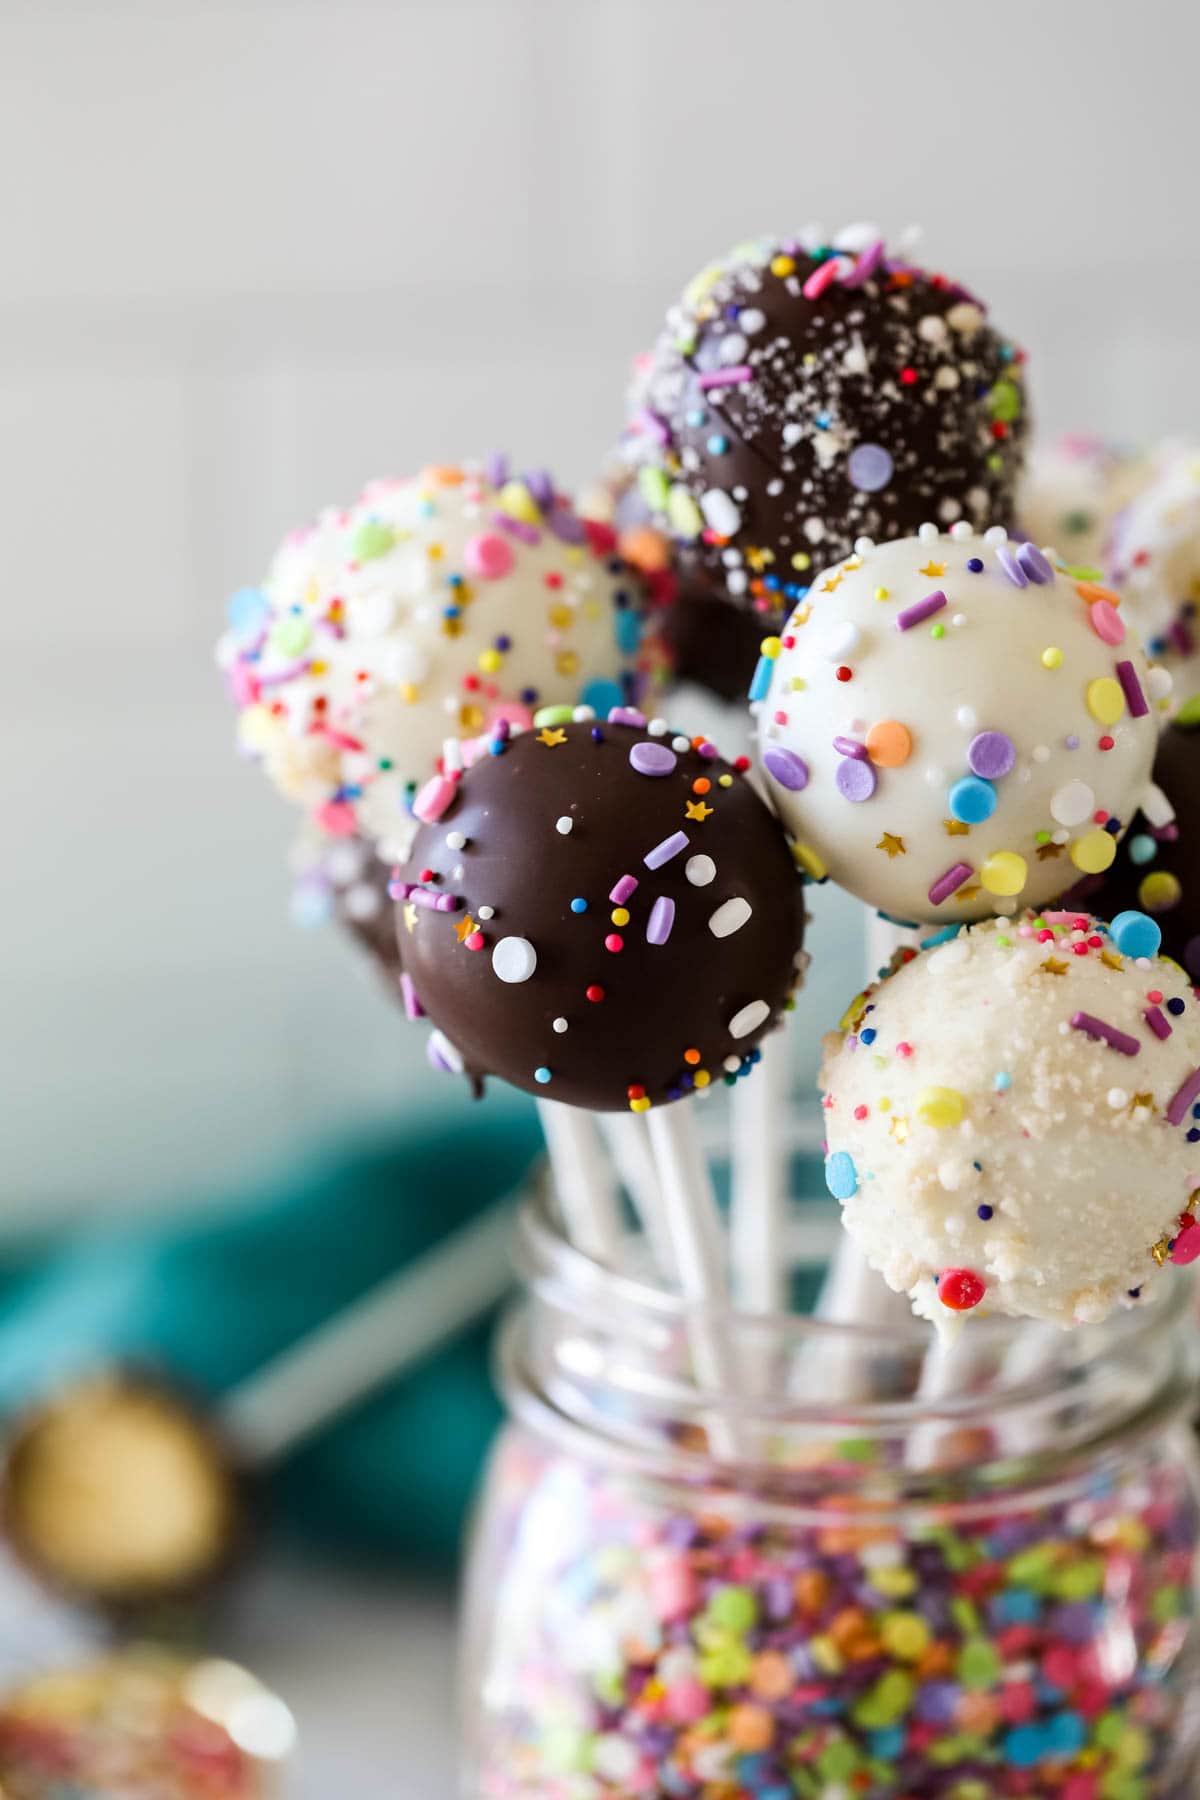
1105;441;1200;708
1019;432;1147;572
821;911;1200;1328
620;230;1028;696
219;462;661;862
1072;711;1200;983
754;523;1169;923
396;710;807;1111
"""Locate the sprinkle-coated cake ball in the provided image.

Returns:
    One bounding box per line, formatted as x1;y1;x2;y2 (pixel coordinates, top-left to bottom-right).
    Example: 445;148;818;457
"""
619;230;1028;697
821;911;1200;1327
754;524;1167;923
1072;711;1200;983
1020;432;1149;571
1105;441;1200;709
396;711;807;1111
218;461;661;862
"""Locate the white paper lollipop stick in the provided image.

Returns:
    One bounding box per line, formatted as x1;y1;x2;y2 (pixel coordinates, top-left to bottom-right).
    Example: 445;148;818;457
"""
220;1197;521;1464
537;1099;625;1265
599;1113;676;1281
646;1106;744;1459
730;1035;790;1315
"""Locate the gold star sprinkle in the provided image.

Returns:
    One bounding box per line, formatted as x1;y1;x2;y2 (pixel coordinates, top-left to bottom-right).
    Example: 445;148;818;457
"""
1130;1092;1155;1114
1150;1235;1171;1266
876;832;906;858
685;800;714;823
919;560;946;578
1039;957;1068;977
943;818;970;837
454;914;477;944
889;1115;910;1144
1101;951;1124;972
821;573;843;594
1035;841;1064;861
402;902;417;935
537;727;567;747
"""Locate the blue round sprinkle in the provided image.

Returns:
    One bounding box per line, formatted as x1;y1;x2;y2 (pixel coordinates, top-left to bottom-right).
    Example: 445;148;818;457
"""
1169;996;1187;1015
966;556;984;572
949;775;997;824
706;433;729;455
570;897;588;914
1110;909;1162;961
977;1204;994;1220
1004;1724;1048;1768
1128;833;1158;865
825;1150;858;1201
226;586;270;637
994;1071;1012;1091
534;1067;552;1085
860;1027;877;1045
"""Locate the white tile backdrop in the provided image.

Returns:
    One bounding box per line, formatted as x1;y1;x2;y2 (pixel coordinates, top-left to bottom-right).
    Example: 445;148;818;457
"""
5;0;1200;1223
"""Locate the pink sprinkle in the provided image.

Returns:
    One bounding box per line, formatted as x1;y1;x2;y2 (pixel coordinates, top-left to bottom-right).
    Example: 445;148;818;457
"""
1115;658;1149;718
929;860;973;906
1089;600;1126;646
399;973;424;1021
802;255;849;300
633;407;670;446
413;773;459;824
1145;1005;1172;1040
841;239;884;288
314;799;356;837
316;724;366;754
1166;1064;1200;1127
610;874;639;905
463;531;515;581
697;365;753;390
410;887;461;913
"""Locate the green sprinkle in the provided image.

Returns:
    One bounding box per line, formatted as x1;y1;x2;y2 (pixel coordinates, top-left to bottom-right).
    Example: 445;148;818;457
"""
637;466;670;513
957;1638;1002;1690
706;1584;758;1634
351;519;396;562
931;622;946;639
269;615;312;656
852;1670;915;1730
533;703;576;728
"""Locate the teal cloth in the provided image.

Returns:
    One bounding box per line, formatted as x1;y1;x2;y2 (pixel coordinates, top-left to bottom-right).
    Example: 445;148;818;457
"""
0;1107;542;1570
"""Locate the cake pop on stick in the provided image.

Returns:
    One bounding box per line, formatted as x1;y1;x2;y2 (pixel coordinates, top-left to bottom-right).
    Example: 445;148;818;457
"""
1069;710;1200;982
1105;441;1200;711
219;460;661;863
394;707;809;1448
619;228;1028;700
820;910;1200;1330
753;522;1168;924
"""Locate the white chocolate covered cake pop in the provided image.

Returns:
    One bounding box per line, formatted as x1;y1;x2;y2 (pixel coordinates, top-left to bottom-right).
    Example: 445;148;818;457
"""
820;910;1200;1328
1105;441;1200;710
219;461;660;861
753;524;1169;923
1019;433;1147;572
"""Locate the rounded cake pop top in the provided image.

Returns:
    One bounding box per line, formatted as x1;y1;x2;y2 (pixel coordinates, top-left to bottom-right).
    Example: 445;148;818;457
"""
821;910;1200;1328
218;461;661;862
754;523;1169;924
1105;441;1200;708
396;709;807;1112
290;830;402;988
1071;711;1200;984
1019;432;1148;572
620;229;1028;688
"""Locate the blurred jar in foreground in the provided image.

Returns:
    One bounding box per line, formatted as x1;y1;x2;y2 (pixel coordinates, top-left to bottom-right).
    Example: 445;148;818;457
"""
462;1195;1200;1798
0;1648;294;1798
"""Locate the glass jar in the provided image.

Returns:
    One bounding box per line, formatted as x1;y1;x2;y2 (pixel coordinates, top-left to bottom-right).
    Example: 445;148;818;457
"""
462;1191;1200;1799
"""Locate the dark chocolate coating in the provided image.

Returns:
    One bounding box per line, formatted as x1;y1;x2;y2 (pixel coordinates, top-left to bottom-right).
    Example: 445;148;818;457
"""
397;715;806;1110
299;836;403;990
1072;718;1200;982
622;238;1027;692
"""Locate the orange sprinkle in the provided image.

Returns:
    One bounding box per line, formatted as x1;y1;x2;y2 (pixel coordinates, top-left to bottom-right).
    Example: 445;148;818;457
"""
1076;581;1122;607
866;719;913;768
421;464;465;486
692;778;712;795
683;1048;701;1066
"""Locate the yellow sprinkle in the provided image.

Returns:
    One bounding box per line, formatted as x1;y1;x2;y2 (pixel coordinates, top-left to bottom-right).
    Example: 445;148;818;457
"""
792;841;827;881
868;1566;916;1599
611;907;630;927
478;649;503;674
980;851;1027;897
1070;829;1117;875
770;254;796;277
760;635;783;660
718;774;733;788
666;485;703;538
916;1086;966;1129
881;1612;930;1660
694;1070;711;1089
497;480;541;524
1086;676;1125;725
1041;646;1063;670
629;1096;651;1114
1139;869;1182;910
548;604;572;630
790;552;812;571
874;586;890;602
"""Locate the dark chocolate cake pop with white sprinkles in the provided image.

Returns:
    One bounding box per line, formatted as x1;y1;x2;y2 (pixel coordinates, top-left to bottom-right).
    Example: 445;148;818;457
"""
396;710;807;1111
620;230;1028;696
